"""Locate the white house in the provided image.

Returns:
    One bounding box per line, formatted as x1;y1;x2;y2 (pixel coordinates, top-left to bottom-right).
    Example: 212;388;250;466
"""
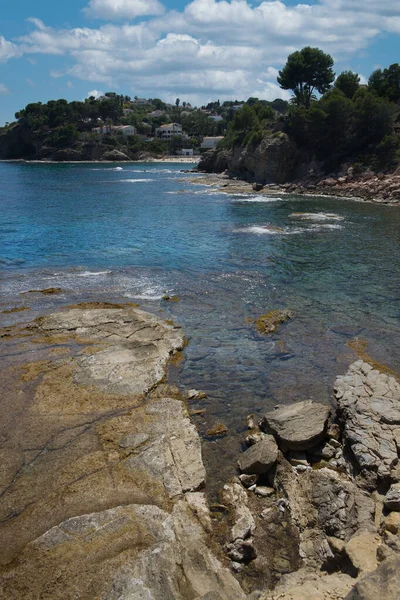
209;114;223;122
201;136;224;150
113;125;137;136
92;125;137;136
155;123;184;139
178;148;194;156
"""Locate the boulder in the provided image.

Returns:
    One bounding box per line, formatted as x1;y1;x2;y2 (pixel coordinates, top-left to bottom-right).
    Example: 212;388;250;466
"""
237;436;278;474
344;532;381;574
384;483;400;511
344;556;400;600
100;149;131;161
261;400;330;451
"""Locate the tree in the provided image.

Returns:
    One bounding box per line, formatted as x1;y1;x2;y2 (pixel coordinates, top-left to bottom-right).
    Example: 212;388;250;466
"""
369;63;400;103
175;98;180;107
334;71;360;99
277;46;335;108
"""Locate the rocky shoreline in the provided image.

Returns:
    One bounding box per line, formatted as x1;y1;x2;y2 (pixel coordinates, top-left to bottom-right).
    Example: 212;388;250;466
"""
196;152;400;205
0;305;399;598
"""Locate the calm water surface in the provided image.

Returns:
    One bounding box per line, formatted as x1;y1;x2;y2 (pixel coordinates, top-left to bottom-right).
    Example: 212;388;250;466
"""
1;162;399;486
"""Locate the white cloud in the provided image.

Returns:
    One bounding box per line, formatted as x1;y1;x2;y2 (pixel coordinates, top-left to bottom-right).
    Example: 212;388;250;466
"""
0;36;22;62
87;89;104;98
26;77;36;86
84;0;165;20
67;81;74;88
0;83;10;95
5;0;400;106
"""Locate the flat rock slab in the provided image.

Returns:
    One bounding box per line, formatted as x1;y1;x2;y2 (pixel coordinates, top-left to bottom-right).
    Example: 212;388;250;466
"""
238;436;278;474
36;307;185;395
261;400;331;451
334;360;400;486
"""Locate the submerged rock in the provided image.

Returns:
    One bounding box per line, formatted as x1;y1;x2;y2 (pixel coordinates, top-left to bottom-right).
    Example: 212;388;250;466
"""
254;309;294;335
261;400;331;451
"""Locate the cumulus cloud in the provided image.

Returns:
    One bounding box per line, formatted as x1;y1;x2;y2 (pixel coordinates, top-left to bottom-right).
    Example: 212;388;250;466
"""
0;83;10;95
6;0;400;105
87;89;104;98
84;0;165;20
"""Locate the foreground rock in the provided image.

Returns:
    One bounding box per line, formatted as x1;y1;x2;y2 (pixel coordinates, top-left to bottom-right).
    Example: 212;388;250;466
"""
238;436;278;474
230;360;400;598
0;306;245;599
334;360;400;488
261;400;331;451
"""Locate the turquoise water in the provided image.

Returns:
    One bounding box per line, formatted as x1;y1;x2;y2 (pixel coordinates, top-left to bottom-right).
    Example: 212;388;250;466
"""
1;161;399;484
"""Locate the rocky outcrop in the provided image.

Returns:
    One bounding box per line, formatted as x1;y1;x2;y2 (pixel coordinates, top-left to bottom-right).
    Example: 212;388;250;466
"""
197;133;298;184
238;436;278;475
334;360;400;488
100;148;131;161
0;306;245;599
282;170;400;205
227;360;400;598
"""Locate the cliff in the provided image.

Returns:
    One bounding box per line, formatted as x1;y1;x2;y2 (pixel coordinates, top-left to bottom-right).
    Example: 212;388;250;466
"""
0;124;155;161
198;132;299;184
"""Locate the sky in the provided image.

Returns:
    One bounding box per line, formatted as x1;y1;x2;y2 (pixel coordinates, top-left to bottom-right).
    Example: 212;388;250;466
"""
0;0;400;125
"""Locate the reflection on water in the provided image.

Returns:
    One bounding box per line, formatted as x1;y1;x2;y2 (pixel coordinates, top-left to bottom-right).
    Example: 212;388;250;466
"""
1;162;399;491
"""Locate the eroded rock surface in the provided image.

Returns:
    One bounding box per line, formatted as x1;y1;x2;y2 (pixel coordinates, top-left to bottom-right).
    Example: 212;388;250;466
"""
0;306;245;600
334;360;400;487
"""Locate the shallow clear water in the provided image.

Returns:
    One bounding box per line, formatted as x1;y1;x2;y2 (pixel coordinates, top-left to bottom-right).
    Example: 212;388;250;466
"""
1;162;399;487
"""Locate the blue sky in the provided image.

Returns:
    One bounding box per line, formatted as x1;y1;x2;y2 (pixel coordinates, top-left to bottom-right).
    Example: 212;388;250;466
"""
1;0;400;125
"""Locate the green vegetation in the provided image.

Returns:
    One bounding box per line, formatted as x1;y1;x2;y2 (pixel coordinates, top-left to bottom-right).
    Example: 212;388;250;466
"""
277;47;335;108
220;48;400;174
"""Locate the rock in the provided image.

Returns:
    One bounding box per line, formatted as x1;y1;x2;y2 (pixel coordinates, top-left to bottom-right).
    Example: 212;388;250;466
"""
119;432;149;450
206;423;229;437
0;500;247;600
186;492;213;533
100;149;131;161
262;567;355;600
221;482;255;541
255;486;275;498
344;532;381;574
186;389;207;400
239;474;259;488
344;556;400;600
289;451;309;467
226;538;257;563
245;432;267;446
384;483;400;511
237;436;278;475
252;183;264;191
261;400;331;451
246;414;258;430
254;309;294;335
383;511;400;534
334;361;400;488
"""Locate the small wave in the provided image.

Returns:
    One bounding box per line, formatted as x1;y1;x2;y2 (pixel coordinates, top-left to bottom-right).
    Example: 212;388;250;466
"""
120;178;154;183
307;223;343;230
114;167;124;171
235;225;288;235
289;212;344;221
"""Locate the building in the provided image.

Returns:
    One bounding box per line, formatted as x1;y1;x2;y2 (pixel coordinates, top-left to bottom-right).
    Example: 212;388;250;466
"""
149;110;167;118
209;114;223;122
155;123;184;139
92;125;137;136
201;136;224;150
179;148;194;156
113;125;137;136
122;108;134;116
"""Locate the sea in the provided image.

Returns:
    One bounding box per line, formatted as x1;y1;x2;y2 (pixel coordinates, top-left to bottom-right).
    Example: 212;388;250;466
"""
1;161;399;486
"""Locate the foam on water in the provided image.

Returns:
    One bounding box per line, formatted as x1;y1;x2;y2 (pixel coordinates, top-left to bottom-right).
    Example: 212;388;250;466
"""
289;212;344;221
231;195;283;203
120;178;154;183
